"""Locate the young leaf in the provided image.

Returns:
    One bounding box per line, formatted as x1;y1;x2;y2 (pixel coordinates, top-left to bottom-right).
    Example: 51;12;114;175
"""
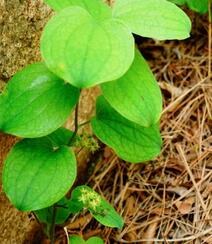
35;197;70;225
186;0;208;14
69;236;104;244
69;236;85;244
68;186;85;214
112;0;191;40
102;49;162;127
90;196;124;229
47;127;73;147
0;63;79;138
69;186;124;229
170;0;208;13
86;237;104;244
2;138;76;211
91;96;162;163
169;0;186;5
44;0;112;20
41;6;134;88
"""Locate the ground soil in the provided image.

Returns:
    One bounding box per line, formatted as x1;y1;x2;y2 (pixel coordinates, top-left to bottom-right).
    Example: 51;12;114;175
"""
0;1;211;244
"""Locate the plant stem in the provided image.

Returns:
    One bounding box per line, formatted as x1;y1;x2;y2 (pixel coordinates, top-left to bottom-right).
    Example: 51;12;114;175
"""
68;102;79;146
73;101;79;136
50;204;57;244
79;120;91;128
68;90;81;146
32;211;40;223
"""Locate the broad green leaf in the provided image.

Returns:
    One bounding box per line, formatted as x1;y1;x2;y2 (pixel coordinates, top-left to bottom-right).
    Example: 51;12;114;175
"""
68;200;84;214
187;0;208;14
35;197;70;225
41;7;134;88
112;0;191;40
68;186;85;214
169;0;208;13
2;138;76;211
91;96;162;163
102;49;162;127
86;237;104;244
169;0;186;5
44;0;112;20
0;63;79;138
69;236;85;244
47;127;73;147
91;196;124;229
70;186;124;229
69;236;104;244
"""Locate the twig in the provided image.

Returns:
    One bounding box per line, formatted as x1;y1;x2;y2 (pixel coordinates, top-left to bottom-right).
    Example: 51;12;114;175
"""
117;226;212;242
64;227;70;244
79;120;91;128
161;78;206;115
176;144;207;211
172;170;212;205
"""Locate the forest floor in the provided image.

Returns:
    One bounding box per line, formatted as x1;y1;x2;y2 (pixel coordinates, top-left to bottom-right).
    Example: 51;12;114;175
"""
53;9;212;244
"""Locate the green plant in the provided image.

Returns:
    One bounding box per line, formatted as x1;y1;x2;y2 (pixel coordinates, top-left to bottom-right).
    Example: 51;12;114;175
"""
69;235;104;244
0;0;191;243
169;0;209;14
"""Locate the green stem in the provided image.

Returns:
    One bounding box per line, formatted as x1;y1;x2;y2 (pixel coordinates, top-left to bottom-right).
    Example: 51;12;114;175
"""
50;204;57;244
68;89;82;146
68;102;79;146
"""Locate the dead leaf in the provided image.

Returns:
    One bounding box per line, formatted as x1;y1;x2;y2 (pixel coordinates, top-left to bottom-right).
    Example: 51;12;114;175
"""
125;196;137;217
66;214;92;229
143;217;160;244
159;81;184;98
175;197;194;215
167;186;188;196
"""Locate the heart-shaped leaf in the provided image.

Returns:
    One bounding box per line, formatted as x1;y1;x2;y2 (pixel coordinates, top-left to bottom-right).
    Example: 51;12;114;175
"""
112;0;191;40
2;138;76;211
69;236;86;244
186;0;208;14
47;127;73;147
69;236;104;244
169;0;186;5
91;96;162;163
169;0;208;13
0;63;79;138
102;49;162;127
69;185;124;229
41;6;134;88
86;237;104;244
44;0;112;20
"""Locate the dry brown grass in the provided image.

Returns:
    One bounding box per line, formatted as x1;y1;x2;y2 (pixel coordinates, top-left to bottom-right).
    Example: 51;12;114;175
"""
59;8;212;244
